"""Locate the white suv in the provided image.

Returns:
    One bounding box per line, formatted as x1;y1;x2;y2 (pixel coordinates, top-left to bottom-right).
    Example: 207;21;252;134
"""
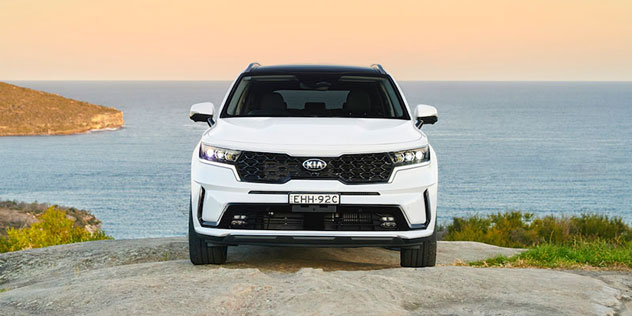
188;64;438;267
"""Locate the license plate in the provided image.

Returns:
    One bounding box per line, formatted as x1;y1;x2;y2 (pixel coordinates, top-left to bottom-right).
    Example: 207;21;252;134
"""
289;193;340;205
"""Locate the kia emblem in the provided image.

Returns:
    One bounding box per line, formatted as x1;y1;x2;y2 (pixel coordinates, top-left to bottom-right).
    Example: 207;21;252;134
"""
302;159;327;171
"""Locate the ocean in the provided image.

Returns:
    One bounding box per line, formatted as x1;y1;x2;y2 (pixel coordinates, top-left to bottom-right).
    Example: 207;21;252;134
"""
1;81;631;239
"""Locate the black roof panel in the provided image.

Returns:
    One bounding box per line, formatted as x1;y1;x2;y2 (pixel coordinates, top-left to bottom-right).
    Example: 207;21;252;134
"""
245;64;384;76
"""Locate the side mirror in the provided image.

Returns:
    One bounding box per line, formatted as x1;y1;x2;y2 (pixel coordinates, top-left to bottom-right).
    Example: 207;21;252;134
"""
190;102;215;126
414;104;438;128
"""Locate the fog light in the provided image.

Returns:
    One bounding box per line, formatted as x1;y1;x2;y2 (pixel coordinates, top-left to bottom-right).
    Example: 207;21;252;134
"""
380;222;397;228
379;215;397;228
231;220;247;226
231;215;248;226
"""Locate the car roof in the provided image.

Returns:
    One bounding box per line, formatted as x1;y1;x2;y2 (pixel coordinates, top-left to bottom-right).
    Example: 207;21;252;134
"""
243;64;387;76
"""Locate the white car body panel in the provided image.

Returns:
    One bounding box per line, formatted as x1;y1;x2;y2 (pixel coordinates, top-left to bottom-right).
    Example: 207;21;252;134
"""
201;117;427;156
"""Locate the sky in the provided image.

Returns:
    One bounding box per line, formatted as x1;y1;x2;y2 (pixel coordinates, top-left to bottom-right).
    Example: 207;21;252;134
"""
1;0;631;81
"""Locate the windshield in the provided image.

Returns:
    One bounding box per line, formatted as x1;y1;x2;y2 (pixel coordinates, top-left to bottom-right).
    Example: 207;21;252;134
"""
221;74;409;119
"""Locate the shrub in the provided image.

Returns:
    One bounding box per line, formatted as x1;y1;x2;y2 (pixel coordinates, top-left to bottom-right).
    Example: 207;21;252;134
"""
0;206;112;253
444;211;632;248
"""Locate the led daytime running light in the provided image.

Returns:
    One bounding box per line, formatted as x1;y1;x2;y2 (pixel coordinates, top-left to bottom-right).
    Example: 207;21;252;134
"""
390;146;430;165
199;144;241;164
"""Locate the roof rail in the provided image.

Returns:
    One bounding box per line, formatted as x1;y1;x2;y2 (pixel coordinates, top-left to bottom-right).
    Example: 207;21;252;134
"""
245;62;261;72
370;64;386;74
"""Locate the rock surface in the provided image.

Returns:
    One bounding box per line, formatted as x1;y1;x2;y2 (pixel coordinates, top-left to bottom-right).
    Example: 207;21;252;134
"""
0;238;630;315
0;82;123;136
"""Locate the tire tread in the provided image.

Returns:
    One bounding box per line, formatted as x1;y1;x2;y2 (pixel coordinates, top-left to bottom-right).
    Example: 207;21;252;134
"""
400;230;437;267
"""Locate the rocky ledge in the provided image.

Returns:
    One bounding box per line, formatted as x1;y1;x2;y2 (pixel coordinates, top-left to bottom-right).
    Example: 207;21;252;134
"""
0;82;123;136
0;238;630;315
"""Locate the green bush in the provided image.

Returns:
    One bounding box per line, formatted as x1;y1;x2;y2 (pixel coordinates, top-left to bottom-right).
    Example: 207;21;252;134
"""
445;211;632;269
0;206;112;253
443;211;632;248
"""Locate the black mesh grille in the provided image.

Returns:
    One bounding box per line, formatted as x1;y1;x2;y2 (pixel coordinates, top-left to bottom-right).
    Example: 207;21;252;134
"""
217;204;409;231
235;151;395;184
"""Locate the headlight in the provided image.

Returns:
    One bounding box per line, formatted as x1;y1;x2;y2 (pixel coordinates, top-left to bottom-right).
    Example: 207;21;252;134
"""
199;144;241;164
389;146;430;166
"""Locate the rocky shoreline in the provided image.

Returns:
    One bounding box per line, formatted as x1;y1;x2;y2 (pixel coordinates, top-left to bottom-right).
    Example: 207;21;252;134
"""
0;82;123;136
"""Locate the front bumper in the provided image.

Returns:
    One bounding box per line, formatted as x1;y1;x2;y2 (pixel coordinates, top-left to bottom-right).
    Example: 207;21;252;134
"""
199;235;435;248
191;147;438;244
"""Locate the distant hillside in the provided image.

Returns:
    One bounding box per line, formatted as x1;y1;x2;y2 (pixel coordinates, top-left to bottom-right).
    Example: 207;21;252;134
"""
0;82;123;136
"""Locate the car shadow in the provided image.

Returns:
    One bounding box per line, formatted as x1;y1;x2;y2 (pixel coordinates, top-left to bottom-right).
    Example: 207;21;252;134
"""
221;246;401;272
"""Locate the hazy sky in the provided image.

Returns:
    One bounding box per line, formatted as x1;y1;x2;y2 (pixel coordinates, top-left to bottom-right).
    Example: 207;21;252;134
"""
1;0;631;80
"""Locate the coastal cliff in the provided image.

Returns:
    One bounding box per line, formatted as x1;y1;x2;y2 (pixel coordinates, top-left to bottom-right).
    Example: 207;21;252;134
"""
0;82;123;136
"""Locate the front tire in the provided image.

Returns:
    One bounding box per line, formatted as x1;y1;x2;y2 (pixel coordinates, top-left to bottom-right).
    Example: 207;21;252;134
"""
188;203;227;265
400;228;437;267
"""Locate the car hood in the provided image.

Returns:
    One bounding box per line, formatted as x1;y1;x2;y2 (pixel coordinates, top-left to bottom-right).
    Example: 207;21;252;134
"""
201;117;426;156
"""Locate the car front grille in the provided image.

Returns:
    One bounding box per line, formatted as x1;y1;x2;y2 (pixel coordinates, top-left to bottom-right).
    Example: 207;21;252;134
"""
235;151;395;184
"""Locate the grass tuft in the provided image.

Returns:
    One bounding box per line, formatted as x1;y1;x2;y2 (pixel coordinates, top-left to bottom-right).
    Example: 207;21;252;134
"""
470;240;632;269
444;211;632;269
